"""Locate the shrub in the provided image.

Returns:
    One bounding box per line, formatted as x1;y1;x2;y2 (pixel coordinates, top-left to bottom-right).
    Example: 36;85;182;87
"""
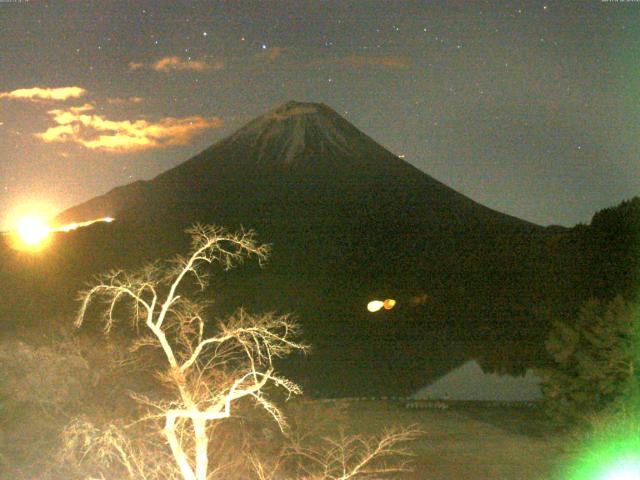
541;295;640;426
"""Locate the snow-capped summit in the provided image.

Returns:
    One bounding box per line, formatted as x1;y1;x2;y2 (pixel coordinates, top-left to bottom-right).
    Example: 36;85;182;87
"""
207;100;402;170
224;101;357;165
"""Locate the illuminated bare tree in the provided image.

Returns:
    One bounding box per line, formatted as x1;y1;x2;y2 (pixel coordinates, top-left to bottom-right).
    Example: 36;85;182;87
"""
249;426;422;480
75;225;306;480
298;427;421;480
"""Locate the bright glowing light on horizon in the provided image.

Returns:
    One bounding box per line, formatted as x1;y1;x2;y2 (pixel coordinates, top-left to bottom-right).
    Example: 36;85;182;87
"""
53;216;114;232
5;215;115;252
15;216;50;248
367;299;397;313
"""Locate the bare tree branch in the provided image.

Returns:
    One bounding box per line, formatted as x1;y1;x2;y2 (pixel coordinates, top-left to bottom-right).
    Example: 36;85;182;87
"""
75;225;302;480
73;224;418;480
248;425;422;480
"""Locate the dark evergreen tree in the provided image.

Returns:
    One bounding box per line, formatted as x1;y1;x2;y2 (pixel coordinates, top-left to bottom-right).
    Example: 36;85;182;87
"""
541;295;640;426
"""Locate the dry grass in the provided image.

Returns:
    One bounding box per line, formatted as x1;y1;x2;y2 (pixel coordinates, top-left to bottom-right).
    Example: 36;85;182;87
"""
1;392;569;480
1;312;567;480
290;399;568;480
0;321;567;480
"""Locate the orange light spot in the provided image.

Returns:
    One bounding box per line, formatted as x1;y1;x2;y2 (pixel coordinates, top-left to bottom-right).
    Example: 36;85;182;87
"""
383;299;396;310
367;298;397;313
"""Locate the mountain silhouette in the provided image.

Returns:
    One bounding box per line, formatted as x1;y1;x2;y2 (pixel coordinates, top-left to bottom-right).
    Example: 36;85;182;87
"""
56;101;542;286
4;101;559;396
58;101;536;239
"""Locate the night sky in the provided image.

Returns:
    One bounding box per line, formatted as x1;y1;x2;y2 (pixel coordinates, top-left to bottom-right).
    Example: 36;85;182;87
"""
0;0;638;229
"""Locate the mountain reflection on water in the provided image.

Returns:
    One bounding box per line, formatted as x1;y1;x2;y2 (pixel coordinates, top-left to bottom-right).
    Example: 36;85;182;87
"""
413;360;541;402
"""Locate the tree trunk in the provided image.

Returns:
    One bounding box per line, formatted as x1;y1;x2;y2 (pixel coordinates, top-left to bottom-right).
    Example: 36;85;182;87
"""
193;418;209;480
165;413;196;480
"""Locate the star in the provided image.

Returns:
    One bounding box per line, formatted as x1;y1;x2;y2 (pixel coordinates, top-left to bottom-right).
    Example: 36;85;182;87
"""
203;32;207;37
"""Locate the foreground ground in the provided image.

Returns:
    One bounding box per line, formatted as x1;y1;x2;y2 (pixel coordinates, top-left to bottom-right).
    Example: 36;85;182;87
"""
2;398;569;480
303;398;567;480
1;327;568;479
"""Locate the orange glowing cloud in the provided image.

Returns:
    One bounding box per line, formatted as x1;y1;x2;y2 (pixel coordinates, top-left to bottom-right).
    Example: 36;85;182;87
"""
107;96;144;105
128;61;144;70
153;56;220;72
0;86;87;101
345;55;411;69
256;47;288;61
128;56;223;72
36;104;222;152
309;55;411;70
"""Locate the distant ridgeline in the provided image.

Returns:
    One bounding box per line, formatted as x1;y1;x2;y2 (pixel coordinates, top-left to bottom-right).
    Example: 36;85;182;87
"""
473;196;640;375
580;197;640;301
0;101;637;396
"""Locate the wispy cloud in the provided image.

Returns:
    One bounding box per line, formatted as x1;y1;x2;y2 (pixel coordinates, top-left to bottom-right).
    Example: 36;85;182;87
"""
255;47;288;62
36;104;222;152
309;55;411;70
344;55;411;69
0;86;87;101
128;61;144;71
129;56;223;72
107;96;144;105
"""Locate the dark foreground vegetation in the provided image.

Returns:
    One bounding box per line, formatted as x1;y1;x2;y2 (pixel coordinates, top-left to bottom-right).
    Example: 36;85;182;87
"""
2;225;423;480
0;196;638;478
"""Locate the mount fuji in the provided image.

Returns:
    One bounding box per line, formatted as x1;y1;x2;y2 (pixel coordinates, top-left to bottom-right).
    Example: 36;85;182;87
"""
5;101;558;396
